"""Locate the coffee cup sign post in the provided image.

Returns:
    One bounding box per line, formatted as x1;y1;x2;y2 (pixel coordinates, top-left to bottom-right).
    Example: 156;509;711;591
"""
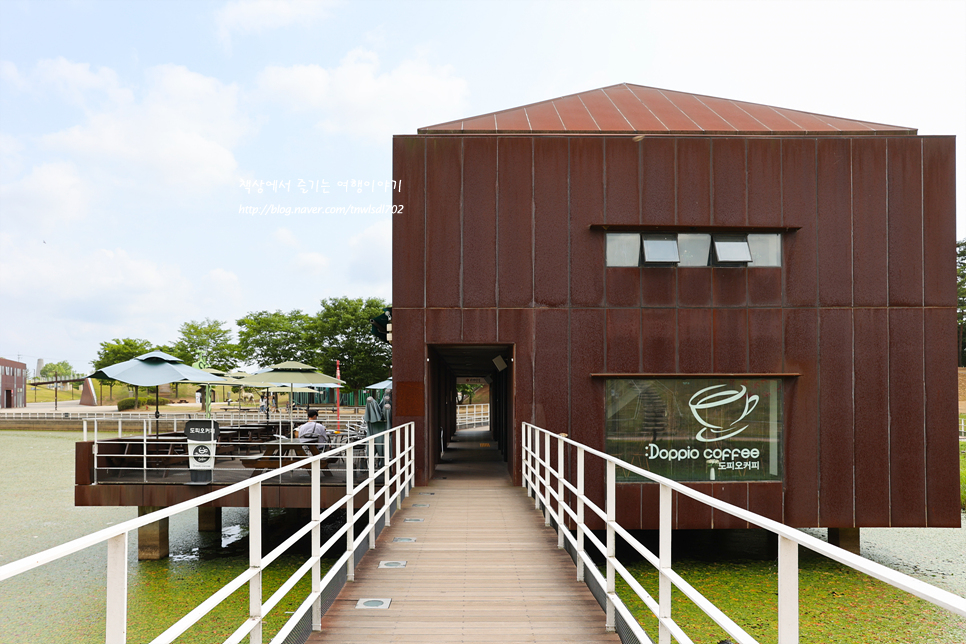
184;419;219;485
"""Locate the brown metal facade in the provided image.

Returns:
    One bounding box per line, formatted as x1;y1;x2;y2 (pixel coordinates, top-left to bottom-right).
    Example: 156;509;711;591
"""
0;357;27;408
391;130;959;531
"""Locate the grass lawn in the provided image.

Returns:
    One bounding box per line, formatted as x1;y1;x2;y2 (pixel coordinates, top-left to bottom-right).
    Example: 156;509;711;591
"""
616;553;965;643
24;384;82;404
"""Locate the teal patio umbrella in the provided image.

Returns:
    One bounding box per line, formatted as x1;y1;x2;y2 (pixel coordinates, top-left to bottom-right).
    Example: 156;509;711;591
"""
88;350;226;434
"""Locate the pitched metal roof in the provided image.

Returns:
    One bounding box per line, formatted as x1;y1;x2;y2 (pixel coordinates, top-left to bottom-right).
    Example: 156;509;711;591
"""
419;83;915;136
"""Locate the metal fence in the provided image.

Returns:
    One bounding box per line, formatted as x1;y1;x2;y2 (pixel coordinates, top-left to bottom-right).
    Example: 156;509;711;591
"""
0;423;415;644
522;422;966;644
0;409;364;423
456;404;489;428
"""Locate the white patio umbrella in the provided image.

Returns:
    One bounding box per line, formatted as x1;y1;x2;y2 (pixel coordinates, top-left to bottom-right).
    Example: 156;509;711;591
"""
234;361;345;431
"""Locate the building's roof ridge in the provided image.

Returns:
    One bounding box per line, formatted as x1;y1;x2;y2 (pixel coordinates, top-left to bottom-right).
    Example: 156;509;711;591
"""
417;83;916;136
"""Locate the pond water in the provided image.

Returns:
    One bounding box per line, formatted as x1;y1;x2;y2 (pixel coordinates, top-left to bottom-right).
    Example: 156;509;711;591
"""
0;431;963;642
0;431;313;643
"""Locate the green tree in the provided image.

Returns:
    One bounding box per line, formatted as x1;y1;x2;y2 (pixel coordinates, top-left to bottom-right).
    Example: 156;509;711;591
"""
168;318;238;372
304;297;391;390
236;310;311;367
41;360;75;380
92;337;153;402
958;239;966;366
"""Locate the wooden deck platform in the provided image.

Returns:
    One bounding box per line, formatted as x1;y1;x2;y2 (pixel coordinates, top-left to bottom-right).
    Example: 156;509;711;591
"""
310;428;620;643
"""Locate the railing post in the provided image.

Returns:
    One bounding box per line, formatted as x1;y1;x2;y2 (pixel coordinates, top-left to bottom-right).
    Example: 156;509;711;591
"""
659;484;672;644
522;424;529;492
83;419;87;442
557;434;566;548
142;420;147;483
544;431;551;525
576;446;585;582
311;458;321;631
249;482;263;643
346;439;355;582
105;532;128;644
368;436;376;549
778;535;800;644
605;459;616;632
118;418;122;437
534;427;541;509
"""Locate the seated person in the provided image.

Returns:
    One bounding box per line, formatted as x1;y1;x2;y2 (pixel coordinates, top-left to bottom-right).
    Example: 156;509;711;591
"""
297;409;328;443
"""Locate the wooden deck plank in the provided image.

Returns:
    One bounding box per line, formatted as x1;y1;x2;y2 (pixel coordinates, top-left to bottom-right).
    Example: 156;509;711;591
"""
308;429;620;643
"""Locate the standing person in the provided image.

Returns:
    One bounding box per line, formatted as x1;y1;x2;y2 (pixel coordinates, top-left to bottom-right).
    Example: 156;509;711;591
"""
297;409;328;443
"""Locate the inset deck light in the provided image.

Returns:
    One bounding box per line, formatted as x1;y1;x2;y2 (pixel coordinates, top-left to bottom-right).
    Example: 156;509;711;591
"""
379;561;407;568
356;598;391;609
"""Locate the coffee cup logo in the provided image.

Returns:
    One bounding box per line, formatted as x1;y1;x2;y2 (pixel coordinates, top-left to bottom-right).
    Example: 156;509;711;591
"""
688;384;759;442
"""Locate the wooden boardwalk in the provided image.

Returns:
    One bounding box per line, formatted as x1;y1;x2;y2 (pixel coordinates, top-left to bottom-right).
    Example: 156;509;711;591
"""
310;428;621;643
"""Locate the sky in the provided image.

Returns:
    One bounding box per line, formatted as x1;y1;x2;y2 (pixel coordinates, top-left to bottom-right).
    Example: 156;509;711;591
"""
1;0;964;375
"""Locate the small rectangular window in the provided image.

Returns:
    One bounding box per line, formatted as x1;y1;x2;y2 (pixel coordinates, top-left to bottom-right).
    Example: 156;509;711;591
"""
678;233;712;266
712;235;752;265
606;233;641;267
641;234;680;263
748;234;782;266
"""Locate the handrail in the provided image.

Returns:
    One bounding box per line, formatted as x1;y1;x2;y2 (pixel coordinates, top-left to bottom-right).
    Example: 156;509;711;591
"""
0;422;416;644
521;422;966;644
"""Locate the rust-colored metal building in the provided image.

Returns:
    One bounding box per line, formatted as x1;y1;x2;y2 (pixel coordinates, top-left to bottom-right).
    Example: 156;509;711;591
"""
391;84;959;533
0;357;27;408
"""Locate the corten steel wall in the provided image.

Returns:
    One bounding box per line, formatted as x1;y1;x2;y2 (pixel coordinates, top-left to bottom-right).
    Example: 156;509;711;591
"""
392;134;959;530
0;358;27;408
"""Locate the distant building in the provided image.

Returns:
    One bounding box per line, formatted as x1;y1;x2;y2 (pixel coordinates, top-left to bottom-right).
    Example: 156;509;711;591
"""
0;358;27;408
391;84;959;533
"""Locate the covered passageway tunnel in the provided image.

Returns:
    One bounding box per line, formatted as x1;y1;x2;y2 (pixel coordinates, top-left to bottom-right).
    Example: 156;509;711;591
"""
426;344;513;475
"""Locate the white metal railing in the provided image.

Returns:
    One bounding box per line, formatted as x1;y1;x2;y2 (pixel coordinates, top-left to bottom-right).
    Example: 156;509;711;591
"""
0;423;415;644
456;404;489;427
959;417;966;439
521;422;966;644
87;423;377;485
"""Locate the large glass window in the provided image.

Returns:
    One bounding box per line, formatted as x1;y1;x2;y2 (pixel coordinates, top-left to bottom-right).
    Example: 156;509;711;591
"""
605;378;782;482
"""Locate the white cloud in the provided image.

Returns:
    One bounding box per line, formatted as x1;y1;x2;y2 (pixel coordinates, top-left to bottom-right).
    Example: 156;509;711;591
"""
0;132;24;178
215;0;335;50
0;162;90;230
32;57;133;109
343;218;391;296
40;64;249;190
273;227;300;247
293;251;329;275
0;60;25;90
256;49;469;140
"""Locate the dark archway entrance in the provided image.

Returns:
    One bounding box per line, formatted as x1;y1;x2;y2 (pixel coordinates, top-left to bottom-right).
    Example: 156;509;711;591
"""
427;344;513;474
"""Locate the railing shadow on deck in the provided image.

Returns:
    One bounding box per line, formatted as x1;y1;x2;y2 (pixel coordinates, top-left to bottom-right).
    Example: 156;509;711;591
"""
0;423;415;644
522;422;966;644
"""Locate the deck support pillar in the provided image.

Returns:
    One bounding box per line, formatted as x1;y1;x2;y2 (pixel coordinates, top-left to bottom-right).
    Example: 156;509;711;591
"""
828;527;860;555
198;506;221;532
137;506;169;560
